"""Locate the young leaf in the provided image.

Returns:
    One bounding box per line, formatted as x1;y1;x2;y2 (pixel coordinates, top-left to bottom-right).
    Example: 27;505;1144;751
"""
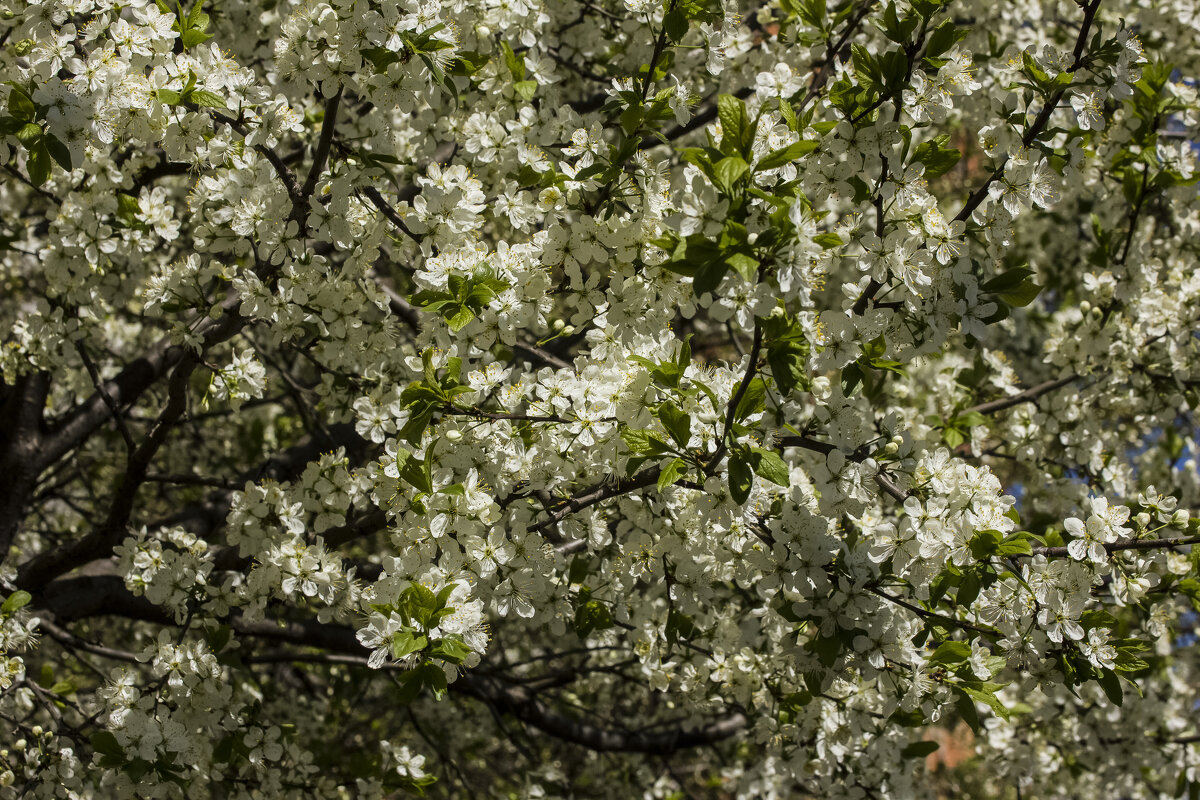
728;450;754;504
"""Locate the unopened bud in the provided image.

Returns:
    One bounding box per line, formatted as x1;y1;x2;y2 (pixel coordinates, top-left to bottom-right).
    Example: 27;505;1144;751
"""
445;429;462;442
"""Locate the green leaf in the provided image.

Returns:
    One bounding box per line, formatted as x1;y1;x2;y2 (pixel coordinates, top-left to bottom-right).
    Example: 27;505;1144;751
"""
717;94;749;155
188;89;226;109
749;447;790;487
996;532;1035;556
15;122;41;148
779;98;798;131
927;640;971;666
713;156;750;193
912;135;961;179
1;590;31;615
360;47;400;73
955;688;982;733
447;50;490;76
43;133;71;171
756;140;819;171
622;428;673;456
26;140;50;186
657;401;691;447
980;267;1034;292
658;457;688;491
1097;669;1123;707
513;80;537;101
812;232;843;249
500;41;525;81
428;635;472;664
393;666;425;704
116;192;142;225
206;625;233;654
692;259;728;297
421;662;448;699
397;450;434;494
666;607;698;645
728;450;754;504
956;682;1012;719
997;279;1043;308
574;599;613;638
568;556;589;585
389;630;429;660
968;529;1003;559
446;305;475;332
924;19;968;60
795;0;826;29
6;84;35;123
956;570;981;608
725;250;758;281
733;377;766;421
901;740;940;759
186;0;209;31
90;731;125;760
180;28;212;49
664;8;688;42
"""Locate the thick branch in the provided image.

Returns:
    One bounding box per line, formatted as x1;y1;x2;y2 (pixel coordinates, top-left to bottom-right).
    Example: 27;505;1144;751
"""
1030;534;1200;558
35;575;746;754
18;356;198;590
963;375;1079;416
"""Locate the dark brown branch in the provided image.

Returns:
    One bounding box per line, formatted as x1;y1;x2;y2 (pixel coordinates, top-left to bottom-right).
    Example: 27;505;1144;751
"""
36;575;746;755
302;88;343;199
963;375;1079;416
954;0;1102;224
359;185;421;242
512;341;572;370
779;435;908;502
0;372;51;558
530;469;662;536
75;345;136;452
17;356;198;590
707;323;763;473
867;585;994;636
1030;534;1200;558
